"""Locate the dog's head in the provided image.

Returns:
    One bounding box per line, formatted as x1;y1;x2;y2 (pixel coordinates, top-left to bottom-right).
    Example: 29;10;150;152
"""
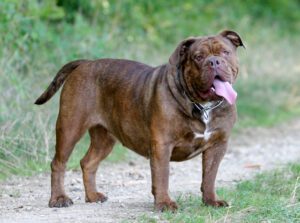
169;30;244;104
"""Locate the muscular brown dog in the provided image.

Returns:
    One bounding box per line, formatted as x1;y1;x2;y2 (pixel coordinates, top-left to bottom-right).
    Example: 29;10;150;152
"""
35;30;244;211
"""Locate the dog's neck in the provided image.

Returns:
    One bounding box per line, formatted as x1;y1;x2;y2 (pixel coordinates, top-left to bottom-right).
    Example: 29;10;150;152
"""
166;64;193;117
174;65;200;103
166;64;224;121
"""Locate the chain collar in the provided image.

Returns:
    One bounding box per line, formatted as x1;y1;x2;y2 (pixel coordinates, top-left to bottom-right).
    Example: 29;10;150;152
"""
192;98;224;120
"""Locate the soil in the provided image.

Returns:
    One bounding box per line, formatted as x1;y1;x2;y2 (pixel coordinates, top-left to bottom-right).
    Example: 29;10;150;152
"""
1;119;300;223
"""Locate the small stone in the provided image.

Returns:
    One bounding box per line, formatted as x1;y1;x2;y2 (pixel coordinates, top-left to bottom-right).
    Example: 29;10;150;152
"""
2;194;9;198
74;196;81;200
128;172;144;180
24;206;33;211
70;186;81;192
70;179;77;186
128;161;136;166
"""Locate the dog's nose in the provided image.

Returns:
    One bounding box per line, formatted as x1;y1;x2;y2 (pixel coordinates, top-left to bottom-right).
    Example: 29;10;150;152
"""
208;57;221;69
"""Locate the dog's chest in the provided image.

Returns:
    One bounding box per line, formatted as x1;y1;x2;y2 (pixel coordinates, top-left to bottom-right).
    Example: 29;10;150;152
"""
188;109;214;157
171;108;217;161
192;110;213;141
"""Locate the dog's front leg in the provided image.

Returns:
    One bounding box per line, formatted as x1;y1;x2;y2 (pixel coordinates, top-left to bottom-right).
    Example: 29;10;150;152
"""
201;141;229;207
150;140;177;211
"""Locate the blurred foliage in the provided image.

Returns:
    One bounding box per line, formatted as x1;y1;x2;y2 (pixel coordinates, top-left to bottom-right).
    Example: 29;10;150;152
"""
1;0;300;58
1;0;299;78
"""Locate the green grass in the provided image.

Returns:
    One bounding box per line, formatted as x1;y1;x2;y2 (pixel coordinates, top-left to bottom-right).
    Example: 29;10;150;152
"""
235;77;300;128
1;0;300;179
139;163;300;222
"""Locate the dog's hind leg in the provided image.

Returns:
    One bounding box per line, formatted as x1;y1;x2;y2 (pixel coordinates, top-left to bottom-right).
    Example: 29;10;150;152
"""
48;115;87;208
80;125;115;203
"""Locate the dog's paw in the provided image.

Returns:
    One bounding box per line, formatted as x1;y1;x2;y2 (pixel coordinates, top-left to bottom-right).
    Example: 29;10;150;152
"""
203;198;229;207
49;195;73;208
85;192;108;203
155;200;178;212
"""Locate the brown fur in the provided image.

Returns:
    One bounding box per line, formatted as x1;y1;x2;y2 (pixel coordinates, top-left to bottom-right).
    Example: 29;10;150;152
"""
35;30;244;211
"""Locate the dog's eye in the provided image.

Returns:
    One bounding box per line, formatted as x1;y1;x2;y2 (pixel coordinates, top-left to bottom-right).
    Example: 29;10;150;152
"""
195;55;204;62
222;50;230;56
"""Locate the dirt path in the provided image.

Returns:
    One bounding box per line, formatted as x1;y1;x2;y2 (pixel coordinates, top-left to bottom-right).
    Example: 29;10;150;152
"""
1;119;300;223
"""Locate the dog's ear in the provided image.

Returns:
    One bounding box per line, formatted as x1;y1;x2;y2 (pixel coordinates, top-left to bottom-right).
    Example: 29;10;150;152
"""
220;30;245;48
169;37;197;67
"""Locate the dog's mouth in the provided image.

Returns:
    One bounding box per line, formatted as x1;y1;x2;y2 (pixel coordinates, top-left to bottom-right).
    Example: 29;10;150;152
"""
198;77;237;105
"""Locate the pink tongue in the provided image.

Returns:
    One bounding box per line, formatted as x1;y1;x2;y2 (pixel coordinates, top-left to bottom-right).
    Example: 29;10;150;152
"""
213;79;237;105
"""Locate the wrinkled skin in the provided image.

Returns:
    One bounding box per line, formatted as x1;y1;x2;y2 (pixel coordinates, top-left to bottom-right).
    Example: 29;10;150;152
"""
35;30;244;211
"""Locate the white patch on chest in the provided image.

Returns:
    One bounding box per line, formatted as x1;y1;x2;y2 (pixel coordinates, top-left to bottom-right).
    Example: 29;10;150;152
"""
188;103;215;159
193;103;213;141
193;131;211;141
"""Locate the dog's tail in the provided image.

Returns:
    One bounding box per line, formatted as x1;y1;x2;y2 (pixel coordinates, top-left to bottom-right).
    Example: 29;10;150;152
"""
34;60;88;105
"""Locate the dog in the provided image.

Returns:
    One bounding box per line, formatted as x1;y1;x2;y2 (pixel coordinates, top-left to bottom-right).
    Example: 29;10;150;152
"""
35;30;244;211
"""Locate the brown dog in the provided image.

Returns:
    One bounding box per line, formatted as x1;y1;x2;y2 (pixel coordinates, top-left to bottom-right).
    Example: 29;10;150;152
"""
35;30;244;211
